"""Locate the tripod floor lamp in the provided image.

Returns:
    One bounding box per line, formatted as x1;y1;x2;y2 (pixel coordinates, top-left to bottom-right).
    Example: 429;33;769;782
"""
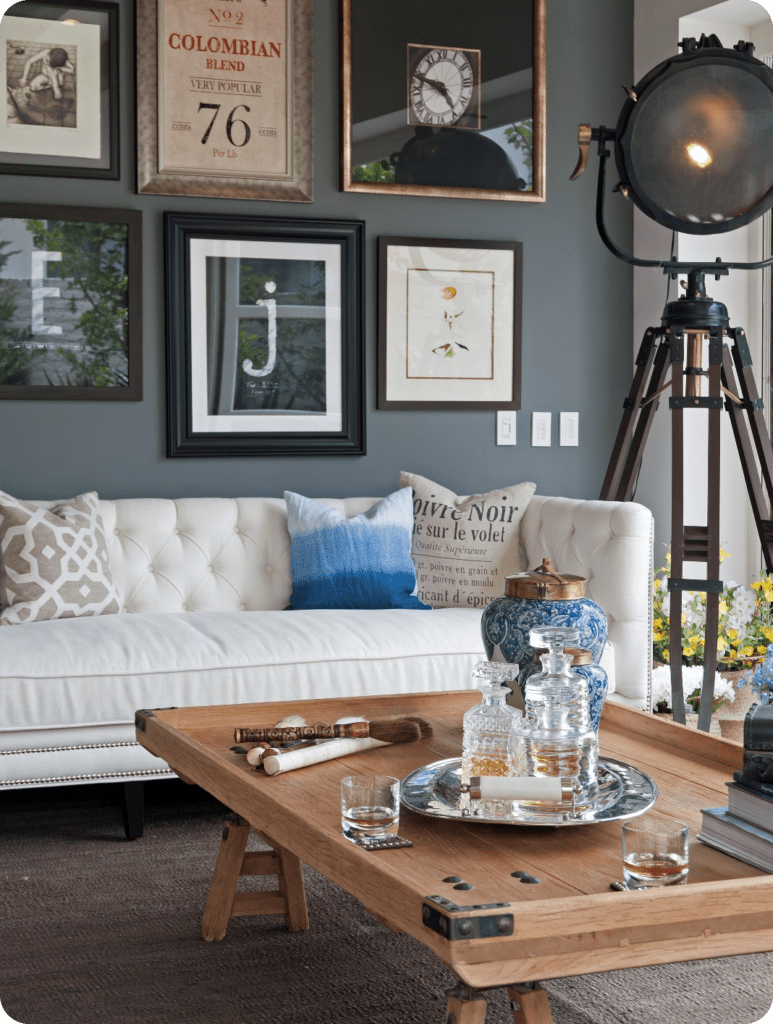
571;33;773;732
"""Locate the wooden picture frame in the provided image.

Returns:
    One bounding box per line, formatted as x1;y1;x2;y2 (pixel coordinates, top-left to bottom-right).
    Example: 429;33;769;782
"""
378;236;522;410
341;0;545;202
0;203;142;401
165;212;365;457
137;0;313;202
0;0;119;179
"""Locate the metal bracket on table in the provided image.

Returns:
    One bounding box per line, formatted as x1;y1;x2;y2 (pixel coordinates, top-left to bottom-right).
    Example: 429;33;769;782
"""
422;896;513;940
135;707;177;732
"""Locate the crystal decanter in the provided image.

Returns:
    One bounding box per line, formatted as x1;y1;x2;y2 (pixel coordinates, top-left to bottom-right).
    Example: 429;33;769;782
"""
461;661;522;817
517;626;599;813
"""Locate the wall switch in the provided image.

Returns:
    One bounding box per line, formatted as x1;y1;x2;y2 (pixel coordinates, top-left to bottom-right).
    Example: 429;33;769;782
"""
496;410;516;445
560;411;579;446
531;412;551;447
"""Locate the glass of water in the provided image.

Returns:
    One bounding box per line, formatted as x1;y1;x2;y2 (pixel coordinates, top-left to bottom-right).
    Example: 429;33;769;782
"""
622;816;689;887
341;775;400;840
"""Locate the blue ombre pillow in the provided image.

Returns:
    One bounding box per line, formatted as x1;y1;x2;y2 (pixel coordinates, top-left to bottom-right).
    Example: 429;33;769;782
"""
284;488;430;610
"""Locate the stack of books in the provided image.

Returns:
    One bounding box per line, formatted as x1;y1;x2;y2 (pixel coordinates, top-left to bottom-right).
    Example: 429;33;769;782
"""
698;780;773;873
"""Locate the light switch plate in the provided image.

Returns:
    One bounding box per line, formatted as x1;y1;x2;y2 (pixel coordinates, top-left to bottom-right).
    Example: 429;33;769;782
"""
560;411;579;446
531;412;551;447
496;410;516;445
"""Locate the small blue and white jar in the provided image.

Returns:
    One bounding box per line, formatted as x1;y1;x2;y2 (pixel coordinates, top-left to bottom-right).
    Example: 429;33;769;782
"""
481;558;608;676
519;648;609;733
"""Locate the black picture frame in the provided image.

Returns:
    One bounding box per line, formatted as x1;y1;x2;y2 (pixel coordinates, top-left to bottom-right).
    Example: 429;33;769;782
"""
378;235;522;410
0;0;119;180
165;212;365;457
0;202;142;401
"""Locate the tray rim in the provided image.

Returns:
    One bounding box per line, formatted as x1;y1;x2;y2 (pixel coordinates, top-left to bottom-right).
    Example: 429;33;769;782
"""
400;755;658;827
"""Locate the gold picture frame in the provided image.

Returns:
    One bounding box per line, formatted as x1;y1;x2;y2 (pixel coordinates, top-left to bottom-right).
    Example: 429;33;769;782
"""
342;0;545;202
136;0;313;202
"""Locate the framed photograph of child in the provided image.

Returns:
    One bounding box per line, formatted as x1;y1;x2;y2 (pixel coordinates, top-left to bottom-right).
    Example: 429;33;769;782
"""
0;0;119;179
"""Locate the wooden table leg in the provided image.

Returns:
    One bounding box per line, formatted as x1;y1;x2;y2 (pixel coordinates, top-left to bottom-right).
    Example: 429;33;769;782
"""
445;983;487;1023
200;814;309;940
507;983;553;1024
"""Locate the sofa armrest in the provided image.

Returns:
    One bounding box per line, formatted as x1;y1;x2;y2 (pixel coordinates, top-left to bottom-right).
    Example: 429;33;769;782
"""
520;495;653;710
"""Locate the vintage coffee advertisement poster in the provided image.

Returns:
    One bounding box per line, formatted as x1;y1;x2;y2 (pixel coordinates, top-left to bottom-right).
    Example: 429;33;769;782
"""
157;0;290;181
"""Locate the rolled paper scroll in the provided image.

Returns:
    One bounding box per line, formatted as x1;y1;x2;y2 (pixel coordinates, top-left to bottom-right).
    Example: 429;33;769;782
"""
466;775;574;802
262;736;388;776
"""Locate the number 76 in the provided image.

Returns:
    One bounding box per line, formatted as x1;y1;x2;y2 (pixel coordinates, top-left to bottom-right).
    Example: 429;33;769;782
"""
198;103;251;146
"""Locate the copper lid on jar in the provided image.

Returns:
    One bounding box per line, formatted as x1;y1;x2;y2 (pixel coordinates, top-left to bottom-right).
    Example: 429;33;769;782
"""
532;646;593;666
504;558;587;600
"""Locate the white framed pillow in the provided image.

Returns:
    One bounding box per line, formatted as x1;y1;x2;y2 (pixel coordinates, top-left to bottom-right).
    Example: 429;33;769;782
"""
0;490;122;625
399;471;536;609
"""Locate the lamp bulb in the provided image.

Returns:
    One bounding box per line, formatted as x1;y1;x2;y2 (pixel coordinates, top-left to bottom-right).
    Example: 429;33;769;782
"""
686;142;712;168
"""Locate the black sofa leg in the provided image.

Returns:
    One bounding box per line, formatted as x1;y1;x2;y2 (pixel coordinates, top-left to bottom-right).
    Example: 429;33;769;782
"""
121;781;144;840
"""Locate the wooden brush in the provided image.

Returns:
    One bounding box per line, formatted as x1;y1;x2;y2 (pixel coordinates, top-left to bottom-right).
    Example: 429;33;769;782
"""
234;715;430;745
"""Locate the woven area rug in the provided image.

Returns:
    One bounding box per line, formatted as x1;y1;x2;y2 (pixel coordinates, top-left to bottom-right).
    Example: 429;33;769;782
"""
1;781;771;1024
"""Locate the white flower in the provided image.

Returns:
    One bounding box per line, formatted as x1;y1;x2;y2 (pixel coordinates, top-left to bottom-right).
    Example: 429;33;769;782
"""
651;665;672;708
650;664;726;710
714;676;737;703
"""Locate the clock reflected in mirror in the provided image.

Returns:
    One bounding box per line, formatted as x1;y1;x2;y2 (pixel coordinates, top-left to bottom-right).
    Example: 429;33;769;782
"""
407;44;481;130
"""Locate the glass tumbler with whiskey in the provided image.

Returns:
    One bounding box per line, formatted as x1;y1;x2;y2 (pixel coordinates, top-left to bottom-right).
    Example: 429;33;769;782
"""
622;816;689;886
461;661;522;817
517;626;599;813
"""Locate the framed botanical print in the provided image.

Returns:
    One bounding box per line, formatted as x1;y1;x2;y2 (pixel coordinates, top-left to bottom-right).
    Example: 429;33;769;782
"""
165;213;364;456
0;0;119;179
0;203;142;400
341;0;545;201
137;0;313;202
378;236;522;410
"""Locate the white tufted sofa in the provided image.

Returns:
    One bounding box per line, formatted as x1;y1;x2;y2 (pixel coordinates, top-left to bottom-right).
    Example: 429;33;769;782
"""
0;493;653;810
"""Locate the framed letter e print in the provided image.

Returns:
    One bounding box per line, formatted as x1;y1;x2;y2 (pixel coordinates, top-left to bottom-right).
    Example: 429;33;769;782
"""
378;236;521;410
165;213;364;456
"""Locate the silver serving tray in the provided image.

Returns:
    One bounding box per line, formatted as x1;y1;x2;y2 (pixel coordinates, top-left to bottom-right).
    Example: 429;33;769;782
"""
401;756;658;826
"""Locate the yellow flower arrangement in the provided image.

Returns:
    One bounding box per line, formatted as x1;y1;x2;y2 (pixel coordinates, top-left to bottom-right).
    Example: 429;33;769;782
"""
652;547;773;670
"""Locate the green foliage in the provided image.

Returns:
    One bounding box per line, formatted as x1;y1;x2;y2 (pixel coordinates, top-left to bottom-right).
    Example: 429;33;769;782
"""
504;119;533;191
0;237;36;385
26;219;129;387
352;159;395;183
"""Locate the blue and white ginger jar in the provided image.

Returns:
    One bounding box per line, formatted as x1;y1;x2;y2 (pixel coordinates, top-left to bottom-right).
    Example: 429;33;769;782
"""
481;558;608;675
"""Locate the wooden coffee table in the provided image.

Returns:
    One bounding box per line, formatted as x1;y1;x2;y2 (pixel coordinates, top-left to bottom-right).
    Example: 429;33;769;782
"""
135;691;773;1024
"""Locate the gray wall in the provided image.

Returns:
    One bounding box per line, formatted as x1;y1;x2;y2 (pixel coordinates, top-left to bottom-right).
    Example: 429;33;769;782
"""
0;0;634;502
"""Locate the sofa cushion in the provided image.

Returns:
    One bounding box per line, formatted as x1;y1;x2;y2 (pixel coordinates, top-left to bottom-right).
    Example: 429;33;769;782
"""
0;608;488;732
285;488;429;610
399;472;536;610
0;491;121;626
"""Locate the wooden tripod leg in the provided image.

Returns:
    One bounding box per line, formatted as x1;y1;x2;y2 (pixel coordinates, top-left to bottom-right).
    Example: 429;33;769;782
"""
507;983;554;1024
201;814;251;941
445;984;487;1023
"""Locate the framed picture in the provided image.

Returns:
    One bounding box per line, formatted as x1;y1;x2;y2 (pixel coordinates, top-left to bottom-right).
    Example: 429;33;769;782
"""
341;0;545;201
165;213;364;456
0;203;142;401
137;0;313;202
0;0;119;179
378;236;522;410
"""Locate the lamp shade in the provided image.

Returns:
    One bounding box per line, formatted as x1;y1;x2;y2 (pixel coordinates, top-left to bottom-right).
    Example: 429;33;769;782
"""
615;45;773;234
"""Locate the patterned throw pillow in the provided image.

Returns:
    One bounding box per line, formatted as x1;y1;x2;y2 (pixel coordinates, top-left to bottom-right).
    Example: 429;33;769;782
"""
0;490;122;625
399;471;536;610
285;488;430;610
